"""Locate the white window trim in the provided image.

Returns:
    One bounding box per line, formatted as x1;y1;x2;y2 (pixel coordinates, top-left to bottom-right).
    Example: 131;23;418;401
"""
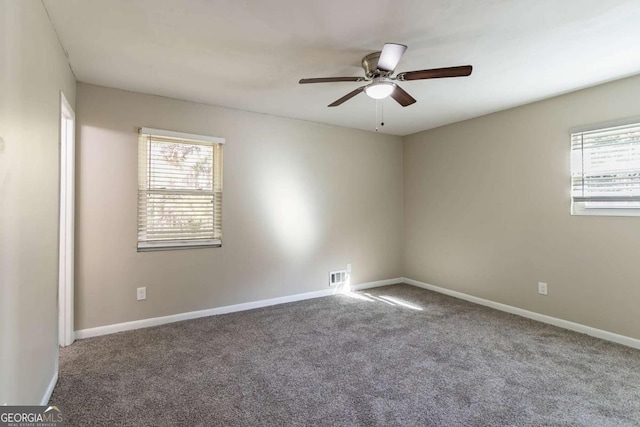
137;128;224;251
570;117;640;217
571;203;640;217
140;127;225;145
138;239;222;251
569;115;640;135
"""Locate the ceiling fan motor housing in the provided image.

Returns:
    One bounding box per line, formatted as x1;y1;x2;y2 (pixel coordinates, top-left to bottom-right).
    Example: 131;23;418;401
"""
362;52;393;78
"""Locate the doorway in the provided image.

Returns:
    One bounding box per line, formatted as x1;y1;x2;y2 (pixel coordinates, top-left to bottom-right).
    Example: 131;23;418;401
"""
59;92;75;347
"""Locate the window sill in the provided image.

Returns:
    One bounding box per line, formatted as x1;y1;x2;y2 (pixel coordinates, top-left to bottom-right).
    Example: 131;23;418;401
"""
137;239;222;252
571;205;640;217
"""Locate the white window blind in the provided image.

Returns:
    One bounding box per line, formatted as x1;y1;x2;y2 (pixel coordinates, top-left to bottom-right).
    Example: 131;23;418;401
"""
138;128;224;250
571;122;640;214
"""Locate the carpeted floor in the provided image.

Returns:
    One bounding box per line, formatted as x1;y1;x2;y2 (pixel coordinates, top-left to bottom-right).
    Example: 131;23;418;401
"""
51;284;640;426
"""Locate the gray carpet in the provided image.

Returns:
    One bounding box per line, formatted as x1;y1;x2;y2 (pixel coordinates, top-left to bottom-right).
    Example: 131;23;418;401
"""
51;284;640;426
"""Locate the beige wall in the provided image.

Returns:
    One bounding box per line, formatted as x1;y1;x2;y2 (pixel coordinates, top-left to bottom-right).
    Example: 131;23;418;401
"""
404;74;640;340
0;1;76;404
75;83;403;330
1;2;637;405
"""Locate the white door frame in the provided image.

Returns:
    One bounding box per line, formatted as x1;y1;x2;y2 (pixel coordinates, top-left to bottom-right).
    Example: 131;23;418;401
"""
59;92;75;347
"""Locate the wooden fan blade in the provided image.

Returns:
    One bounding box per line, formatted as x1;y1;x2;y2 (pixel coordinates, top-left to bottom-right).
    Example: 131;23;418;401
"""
390;85;416;107
328;86;366;107
299;77;365;84
377;43;407;72
397;65;473;81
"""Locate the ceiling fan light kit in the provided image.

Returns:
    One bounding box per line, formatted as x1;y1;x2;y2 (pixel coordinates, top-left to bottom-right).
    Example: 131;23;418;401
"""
299;43;473;108
365;79;395;99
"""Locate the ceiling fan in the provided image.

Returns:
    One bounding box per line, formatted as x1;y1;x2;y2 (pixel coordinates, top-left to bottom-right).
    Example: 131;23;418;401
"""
299;43;472;107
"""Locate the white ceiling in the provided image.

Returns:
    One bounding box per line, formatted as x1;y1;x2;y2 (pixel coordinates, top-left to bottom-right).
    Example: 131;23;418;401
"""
44;0;640;136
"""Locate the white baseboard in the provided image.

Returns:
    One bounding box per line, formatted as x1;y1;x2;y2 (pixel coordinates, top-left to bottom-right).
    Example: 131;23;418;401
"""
75;278;402;340
349;277;403;291
74;276;638;350
402;277;640;350
41;372;58;405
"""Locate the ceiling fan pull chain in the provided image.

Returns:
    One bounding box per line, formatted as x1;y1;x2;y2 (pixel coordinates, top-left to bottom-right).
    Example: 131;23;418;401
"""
375;99;379;132
381;101;384;128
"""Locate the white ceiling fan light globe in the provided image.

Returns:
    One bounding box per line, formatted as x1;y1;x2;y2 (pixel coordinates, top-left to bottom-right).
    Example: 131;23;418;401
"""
365;82;395;99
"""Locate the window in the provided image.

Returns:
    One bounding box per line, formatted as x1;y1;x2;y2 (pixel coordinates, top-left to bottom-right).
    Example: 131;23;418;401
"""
138;128;224;250
571;120;640;216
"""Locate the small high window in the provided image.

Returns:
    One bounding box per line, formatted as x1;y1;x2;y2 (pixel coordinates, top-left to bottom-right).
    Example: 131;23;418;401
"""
137;128;224;250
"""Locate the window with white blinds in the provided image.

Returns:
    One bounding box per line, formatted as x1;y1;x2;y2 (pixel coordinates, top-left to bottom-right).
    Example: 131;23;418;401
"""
571;121;640;215
138;128;224;250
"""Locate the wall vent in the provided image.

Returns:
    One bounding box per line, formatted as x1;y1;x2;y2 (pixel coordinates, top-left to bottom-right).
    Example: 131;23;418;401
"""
329;270;347;287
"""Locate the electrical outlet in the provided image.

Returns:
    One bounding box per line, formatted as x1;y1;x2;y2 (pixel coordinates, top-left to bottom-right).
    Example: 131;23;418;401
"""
346;263;352;273
538;282;548;295
137;287;147;301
